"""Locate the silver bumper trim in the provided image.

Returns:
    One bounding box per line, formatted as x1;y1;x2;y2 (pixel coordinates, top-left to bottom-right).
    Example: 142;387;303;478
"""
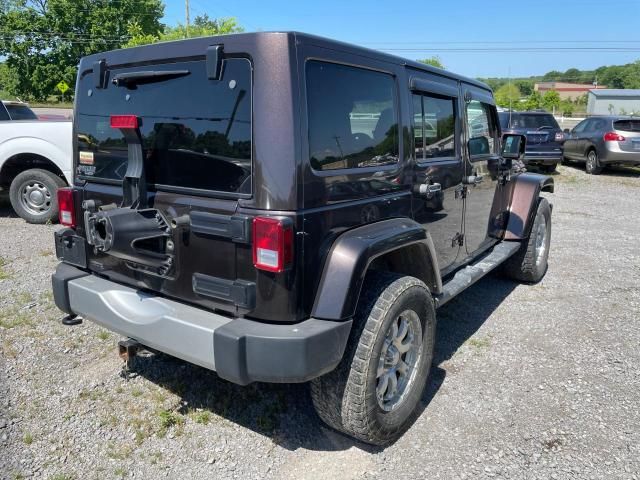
68;275;233;369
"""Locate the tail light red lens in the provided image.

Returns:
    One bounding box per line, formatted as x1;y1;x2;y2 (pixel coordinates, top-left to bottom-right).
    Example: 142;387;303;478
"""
604;132;625;142
110;115;139;129
57;187;76;228
252;217;293;273
554;132;564;142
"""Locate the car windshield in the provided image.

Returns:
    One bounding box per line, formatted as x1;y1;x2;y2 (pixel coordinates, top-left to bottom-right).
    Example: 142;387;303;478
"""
512;114;559;130
5;103;38;120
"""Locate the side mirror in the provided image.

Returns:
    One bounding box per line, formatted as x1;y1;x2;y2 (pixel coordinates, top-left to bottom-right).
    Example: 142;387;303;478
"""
501;133;526;160
563;128;570;134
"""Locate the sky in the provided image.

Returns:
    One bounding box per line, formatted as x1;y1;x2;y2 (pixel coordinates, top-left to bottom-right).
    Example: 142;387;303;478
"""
162;0;640;79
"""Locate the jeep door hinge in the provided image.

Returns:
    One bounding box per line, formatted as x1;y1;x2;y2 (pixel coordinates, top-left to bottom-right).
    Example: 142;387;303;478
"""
452;233;464;247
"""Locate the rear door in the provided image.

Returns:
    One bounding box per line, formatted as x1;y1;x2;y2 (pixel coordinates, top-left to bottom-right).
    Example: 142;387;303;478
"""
409;74;464;274
614;118;640;152
462;85;502;257
74;56;254;315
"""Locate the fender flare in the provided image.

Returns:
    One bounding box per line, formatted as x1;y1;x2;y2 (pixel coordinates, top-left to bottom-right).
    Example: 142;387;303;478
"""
504;172;554;241
311;218;441;321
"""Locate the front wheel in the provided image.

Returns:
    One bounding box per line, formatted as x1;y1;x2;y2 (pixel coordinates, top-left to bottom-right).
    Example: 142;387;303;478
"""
311;273;436;446
585;150;603;175
502;197;551;283
9;169;66;224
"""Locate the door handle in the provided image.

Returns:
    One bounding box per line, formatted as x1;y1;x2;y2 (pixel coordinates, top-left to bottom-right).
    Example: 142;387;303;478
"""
463;175;483;185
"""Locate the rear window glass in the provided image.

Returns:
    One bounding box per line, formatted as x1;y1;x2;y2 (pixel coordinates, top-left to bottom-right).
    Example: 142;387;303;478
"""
511;114;559;130
613;119;640;132
0;104;9;121
6;104;38;120
75;58;252;195
306;61;399;171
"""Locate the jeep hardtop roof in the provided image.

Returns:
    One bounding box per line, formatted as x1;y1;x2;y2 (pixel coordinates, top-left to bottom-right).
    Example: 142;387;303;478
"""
79;31;490;92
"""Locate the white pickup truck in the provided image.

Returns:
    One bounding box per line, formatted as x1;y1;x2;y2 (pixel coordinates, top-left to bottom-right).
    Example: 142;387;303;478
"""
0;101;72;223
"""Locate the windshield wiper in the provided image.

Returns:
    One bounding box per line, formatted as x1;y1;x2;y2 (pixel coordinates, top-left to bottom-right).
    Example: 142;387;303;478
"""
537;125;555;130
112;70;190;87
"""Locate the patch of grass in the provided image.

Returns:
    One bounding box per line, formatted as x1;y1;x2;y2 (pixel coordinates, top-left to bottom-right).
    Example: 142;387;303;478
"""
79;388;104;402
16;292;33;305
0;307;33;329
131;387;143;398
190;410;211;425
22;432;33;445
2;339;18;358
467;337;491;349
157;409;184;437
50;474;74;480
114;467;127;478
106;442;133;460
39;249;54;257
96;330;110;341
148;451;162;465
0;256;11;280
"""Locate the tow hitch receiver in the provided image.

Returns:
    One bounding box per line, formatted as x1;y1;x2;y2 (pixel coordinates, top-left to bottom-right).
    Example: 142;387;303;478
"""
118;338;140;362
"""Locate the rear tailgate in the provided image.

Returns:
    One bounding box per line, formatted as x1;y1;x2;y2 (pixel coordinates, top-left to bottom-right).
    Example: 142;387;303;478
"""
74;55;256;316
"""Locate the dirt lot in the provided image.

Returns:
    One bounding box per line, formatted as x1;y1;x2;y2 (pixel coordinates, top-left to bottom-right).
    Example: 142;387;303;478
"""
1;164;639;480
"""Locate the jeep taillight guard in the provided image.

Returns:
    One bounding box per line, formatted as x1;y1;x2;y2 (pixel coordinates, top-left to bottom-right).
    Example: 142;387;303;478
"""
252;217;293;273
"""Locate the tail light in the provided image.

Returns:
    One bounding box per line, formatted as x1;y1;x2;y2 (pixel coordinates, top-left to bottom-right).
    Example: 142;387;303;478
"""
604;132;625;142
554;132;564;142
57;188;76;228
252;217;293;273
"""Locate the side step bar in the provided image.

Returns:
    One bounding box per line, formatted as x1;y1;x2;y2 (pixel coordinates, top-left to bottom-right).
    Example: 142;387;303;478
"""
434;241;521;308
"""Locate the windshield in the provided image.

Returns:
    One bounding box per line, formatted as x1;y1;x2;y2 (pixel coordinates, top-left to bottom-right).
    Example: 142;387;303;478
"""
75;58;252;195
613;119;640;132
5;104;38;120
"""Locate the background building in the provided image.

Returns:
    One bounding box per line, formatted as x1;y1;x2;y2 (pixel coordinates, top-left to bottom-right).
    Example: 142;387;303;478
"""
535;82;606;100
586;89;640;116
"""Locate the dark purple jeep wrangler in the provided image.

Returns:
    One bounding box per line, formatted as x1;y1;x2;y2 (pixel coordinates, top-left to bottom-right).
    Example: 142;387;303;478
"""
52;32;553;445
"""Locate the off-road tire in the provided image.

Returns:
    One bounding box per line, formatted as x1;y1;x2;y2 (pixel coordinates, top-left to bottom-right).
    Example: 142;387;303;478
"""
502;197;551;283
585;149;603;175
310;272;436;446
9;169;65;224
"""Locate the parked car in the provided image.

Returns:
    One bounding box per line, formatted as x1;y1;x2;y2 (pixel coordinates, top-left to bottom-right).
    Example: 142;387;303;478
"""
0;104;72;222
498;110;564;172
562;116;640;174
51;32;553;446
1;100;39;121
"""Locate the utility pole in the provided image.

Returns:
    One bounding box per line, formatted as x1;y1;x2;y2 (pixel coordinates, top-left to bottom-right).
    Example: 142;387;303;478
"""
185;0;190;38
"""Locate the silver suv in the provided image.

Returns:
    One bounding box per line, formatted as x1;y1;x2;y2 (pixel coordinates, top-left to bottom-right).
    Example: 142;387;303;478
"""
562;116;640;174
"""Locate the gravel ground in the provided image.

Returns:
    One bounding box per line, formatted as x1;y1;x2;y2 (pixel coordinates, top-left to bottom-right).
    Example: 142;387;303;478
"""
1;164;639;480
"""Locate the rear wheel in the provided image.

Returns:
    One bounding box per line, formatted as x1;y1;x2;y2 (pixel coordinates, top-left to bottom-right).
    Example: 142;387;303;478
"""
502;197;551;283
311;273;436;446
541;163;557;173
9;169;65;224
585;149;603;175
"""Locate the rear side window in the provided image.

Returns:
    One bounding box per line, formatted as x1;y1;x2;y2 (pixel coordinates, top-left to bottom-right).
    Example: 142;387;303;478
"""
75;58;252;195
412;92;457;160
306;61;399;171
512;114;559;130
613;119;640;132
0;104;9;121
5;104;38;120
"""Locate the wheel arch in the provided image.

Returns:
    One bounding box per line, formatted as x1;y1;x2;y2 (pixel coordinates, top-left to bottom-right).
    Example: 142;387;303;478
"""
0;152;68;188
503;172;553;241
311;218;442;321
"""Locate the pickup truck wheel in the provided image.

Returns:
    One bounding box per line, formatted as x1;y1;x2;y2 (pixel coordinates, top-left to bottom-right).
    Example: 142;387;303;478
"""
9;169;66;224
502;197;551;283
311;273;436;446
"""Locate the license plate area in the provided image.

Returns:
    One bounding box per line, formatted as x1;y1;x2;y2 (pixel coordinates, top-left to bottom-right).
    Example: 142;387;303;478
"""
54;230;88;268
632;139;640;150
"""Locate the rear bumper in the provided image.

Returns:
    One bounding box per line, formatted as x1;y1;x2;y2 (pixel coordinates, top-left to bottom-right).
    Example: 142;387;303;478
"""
52;263;352;385
601;144;640;165
523;151;563;165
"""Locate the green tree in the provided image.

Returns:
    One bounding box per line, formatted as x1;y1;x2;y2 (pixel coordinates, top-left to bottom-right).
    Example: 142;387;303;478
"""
513;79;533;96
494;83;521;108
522;91;542;111
542;90;561;112
559;99;574;116
0;0;164;101
126;14;243;47
418;56;444;69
